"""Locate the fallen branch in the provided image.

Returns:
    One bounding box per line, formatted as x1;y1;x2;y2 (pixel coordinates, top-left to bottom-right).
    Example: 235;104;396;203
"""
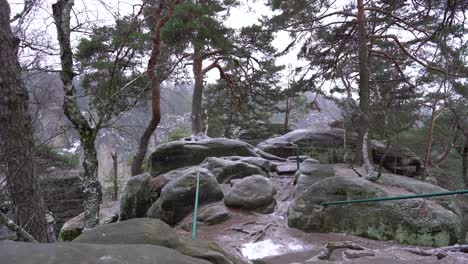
403;244;468;260
308;242;366;261
250;223;274;242
0;211;38;242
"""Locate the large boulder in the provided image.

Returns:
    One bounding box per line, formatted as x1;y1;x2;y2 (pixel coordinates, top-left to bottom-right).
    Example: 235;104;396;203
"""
39;169;84;234
119;173;163;221
147;167;224;225
149;138;259;176
0;240;210;264
74;218;245;264
288;175;463;247
198;205;230;225
257;129;422;176
201;156;270;183
59;200;120;241
293;162;337;197
224;175;277;214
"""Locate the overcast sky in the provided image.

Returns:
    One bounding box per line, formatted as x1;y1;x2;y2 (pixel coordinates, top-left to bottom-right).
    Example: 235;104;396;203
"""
9;0;304;87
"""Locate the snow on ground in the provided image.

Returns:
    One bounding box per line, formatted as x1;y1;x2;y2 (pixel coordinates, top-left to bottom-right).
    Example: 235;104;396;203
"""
240;239;305;260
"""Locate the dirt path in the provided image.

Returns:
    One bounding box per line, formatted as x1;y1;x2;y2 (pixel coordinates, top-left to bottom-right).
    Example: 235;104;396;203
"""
175;172;468;264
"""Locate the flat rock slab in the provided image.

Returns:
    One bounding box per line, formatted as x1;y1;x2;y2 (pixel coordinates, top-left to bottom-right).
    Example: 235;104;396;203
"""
0;241;211;264
275;163;299;175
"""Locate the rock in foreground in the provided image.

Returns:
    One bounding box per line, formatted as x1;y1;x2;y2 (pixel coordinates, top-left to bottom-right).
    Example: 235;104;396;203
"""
288;175;463;247
147;167;224;225
225;175;277;214
74;218;245;264
0;240;210;264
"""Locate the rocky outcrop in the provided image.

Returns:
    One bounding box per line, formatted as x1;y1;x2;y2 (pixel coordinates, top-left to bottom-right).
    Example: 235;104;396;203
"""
39;169;84;235
257;129;422;176
0;240;211;264
149;138;259;176
147;167;224;225
199;205;230;225
293;162;337;197
225;175;277;214
233;122;286;146
73;218;245;264
59;200;120;241
119;173;165;221
201;156;270;183
288;174;463;247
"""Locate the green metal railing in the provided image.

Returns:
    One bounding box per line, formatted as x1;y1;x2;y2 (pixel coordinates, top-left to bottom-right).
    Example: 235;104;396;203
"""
192;172;200;240
321;189;468;206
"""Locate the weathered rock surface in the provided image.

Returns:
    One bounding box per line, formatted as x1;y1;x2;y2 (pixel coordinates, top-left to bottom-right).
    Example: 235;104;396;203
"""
288;175;463;247
257;129;422;176
119;173;159;221
39;169;84;235
293;163;337;197
0;240;210;264
147;167;224;225
74;218;245;264
225;175;277;213
149;138;259;176
199;205;230;225
201;156;270;183
59;200;120;241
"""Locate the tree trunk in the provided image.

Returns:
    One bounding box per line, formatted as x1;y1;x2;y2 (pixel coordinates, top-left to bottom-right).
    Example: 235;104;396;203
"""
192;45;204;135
0;0;49;242
131;0;180;175
81;137;101;229
284;96;290;133
354;0;372;171
52;0;102;229
463;134;468;188
422;107;439;179
110;152;118;201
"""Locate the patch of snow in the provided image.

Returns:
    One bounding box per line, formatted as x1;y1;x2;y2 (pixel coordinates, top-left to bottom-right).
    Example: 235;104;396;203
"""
240;239;283;260
287;243;304;251
99;256;113;261
62;141;81;154
241;239;308;260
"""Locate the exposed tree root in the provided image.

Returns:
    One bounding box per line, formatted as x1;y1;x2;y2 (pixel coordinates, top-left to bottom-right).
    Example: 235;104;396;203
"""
250;223;274;242
402;245;468;260
308;242;368;261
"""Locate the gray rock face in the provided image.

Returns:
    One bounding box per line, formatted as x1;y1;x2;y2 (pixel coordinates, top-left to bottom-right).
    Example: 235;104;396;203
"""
147;167;224;225
73;218;245;264
288;175;463;247
199;205;230;225
0;240;211;264
225;175;277;213
257;129;422;176
119;173;157;221
59;200;120;241
293;163;336;197
149;138;259;176
201;157;270;183
39;169;84;235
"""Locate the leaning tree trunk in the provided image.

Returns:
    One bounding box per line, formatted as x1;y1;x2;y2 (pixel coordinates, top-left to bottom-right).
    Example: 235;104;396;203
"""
0;0;49;242
284;96;290;133
463;134;468;188
192;45;204;135
52;0;102;229
131;0;180;176
354;0;375;178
